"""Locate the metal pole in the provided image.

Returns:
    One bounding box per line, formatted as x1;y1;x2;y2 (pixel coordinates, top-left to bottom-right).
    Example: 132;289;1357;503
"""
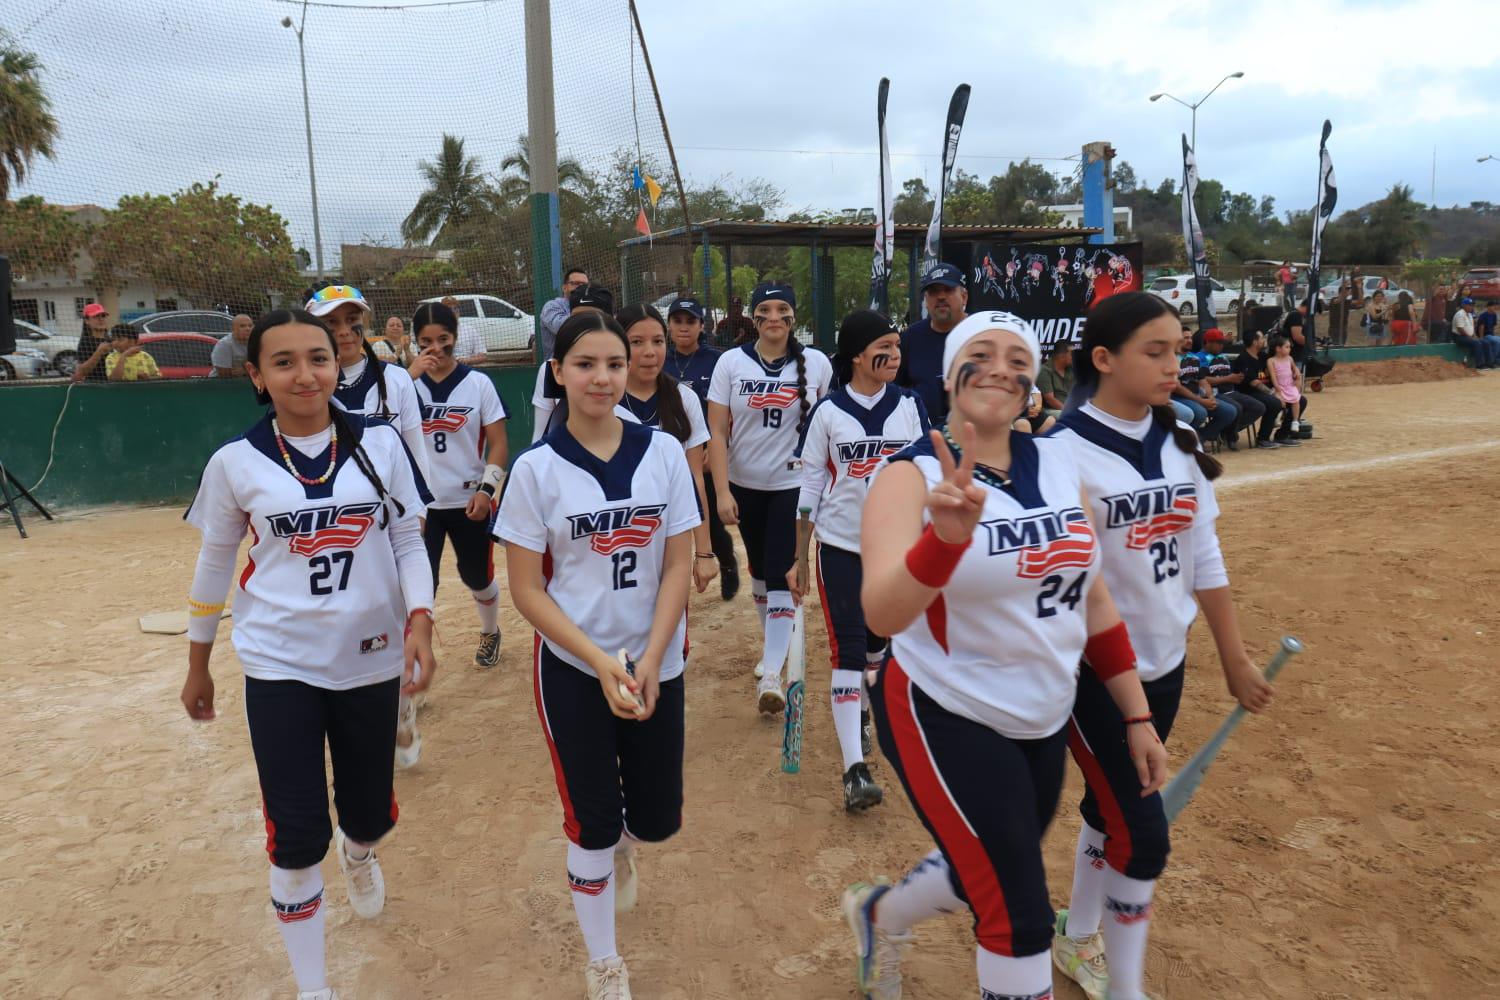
293;3;323;279
524;0;561;364
1190;106;1196;156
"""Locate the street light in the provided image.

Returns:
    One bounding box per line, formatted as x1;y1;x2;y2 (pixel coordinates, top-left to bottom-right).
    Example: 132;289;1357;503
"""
1149;71;1245;151
1480;155;1498;164
282;2;324;279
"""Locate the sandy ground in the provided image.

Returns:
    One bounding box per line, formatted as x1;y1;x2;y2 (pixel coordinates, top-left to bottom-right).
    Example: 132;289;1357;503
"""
3;373;1499;1000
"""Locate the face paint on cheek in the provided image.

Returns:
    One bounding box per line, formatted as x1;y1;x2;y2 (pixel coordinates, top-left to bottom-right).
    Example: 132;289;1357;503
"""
442;343;454;357
1016;374;1033;398
955;361;980;395
872;353;892;370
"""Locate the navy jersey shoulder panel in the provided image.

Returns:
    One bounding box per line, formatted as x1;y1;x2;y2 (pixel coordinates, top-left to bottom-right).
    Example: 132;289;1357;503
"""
1055;409;1167;480
543;418;656;502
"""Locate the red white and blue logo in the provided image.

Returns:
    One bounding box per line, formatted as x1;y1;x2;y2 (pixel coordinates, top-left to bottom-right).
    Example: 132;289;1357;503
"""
566;503;667;555
266;501;382;556
836;438;909;479
739;379;800;410
420;403;473;434
1102;484;1197;550
983;506;1095;579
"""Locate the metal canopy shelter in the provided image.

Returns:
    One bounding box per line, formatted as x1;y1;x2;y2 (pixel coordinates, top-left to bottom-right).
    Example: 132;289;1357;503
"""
619;218;1101;347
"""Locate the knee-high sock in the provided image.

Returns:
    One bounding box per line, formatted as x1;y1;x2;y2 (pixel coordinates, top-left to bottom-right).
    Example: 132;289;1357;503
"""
566;842;617;962
269;864;326;993
759;590;795;679
1101;868;1156;1000
831;669;865;770
751;577;768;628
472;579;500;632
1066;822;1108;938
875;849;963;934
975;947;1053;999
862;646;883;709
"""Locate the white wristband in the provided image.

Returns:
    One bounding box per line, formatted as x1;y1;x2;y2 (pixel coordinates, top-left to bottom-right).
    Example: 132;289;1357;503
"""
479;463;506;497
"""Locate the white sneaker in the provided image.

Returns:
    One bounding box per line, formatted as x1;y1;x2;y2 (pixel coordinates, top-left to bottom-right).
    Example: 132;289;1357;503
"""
334;827;385;919
1290;419;1301;432
614;842;638;913
753;662;765;679
757;674;786;716
298;991;338;1000
842;881;911;1000
395;697;421;769
1052;908;1109;1000
585;956;632;1000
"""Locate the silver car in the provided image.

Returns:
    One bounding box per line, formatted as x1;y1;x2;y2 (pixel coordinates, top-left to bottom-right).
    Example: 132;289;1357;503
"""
13;319;82;377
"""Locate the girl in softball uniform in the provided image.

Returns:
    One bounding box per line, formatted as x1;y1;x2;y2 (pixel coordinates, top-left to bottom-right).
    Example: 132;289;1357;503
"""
407;302;510;669
842;311;1168;1000
706;282;833;714
1050;292;1274;1000
180;309;437;1000
495;310;699;1000
789;309;928;811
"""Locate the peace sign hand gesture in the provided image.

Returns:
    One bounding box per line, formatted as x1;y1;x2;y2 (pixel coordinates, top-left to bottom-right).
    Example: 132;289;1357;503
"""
926;424;987;545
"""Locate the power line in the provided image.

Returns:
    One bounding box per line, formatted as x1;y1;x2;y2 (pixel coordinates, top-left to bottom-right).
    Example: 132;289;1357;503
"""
675;143;1079;163
271;0;504;10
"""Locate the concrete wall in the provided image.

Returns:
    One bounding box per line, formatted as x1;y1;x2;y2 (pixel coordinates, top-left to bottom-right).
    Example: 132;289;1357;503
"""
0;366;540;510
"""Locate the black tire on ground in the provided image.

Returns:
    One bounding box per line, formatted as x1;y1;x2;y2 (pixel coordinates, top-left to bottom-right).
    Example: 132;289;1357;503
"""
0;359;15;380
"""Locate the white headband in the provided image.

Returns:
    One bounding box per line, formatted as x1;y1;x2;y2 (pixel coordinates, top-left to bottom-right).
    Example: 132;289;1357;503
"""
941;310;1042;385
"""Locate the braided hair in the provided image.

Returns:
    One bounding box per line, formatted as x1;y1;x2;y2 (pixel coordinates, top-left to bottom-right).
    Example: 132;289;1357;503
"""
616;303;691;443
1067;292;1222;481
786;332;811;434
247;308;407;525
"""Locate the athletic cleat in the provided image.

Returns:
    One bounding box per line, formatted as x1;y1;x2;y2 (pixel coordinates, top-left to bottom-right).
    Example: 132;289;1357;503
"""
843;763;884;812
1052;907;1109;1000
298;990;338;1000
614;842;638;913
334;827;385;919
861;709;875;759
754;662;765;680
395;697;422;769
474;630;501;669
842;881;911;1000
584;956;632;1000
757;674;786;716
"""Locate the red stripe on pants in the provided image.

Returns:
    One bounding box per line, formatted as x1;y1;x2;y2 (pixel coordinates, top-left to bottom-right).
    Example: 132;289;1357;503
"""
1066;717;1134;874
533;633;582;844
814;546;841;673
883;657;1017;955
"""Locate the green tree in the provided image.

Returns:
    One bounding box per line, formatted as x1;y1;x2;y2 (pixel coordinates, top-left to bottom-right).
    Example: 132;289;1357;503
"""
91;181;301;312
401;134;500;246
0;41;58;202
496;134;594;208
0;196;84;276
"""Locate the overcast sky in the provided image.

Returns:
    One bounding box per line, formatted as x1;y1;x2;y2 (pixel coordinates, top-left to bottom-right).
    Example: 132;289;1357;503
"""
10;0;1499;261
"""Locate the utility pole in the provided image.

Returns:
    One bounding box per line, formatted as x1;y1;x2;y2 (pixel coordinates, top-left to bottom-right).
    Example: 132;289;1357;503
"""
282;2;324;279
525;0;561;363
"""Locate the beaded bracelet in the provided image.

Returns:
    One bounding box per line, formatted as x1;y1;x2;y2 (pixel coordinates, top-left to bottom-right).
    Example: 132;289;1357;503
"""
1124;714;1155;726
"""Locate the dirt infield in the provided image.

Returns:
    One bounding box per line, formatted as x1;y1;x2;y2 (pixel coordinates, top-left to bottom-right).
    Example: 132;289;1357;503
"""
3;375;1498;999
1325;355;1477;387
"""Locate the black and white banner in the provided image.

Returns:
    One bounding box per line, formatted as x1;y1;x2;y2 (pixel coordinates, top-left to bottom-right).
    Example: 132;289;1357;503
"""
869;77;895;314
1307;119;1337;346
921;83;970;279
965;241;1144;348
1180;134;1214;327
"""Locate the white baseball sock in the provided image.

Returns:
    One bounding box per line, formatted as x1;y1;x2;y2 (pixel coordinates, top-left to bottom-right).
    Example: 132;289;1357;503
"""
472;579;500;632
751;577;768;628
975;947;1053;999
831;669;865;769
1066;823;1108;937
1101;868;1156;1000
566;842;617;962
759;590;795;680
875;849;963;934
269;864;326;992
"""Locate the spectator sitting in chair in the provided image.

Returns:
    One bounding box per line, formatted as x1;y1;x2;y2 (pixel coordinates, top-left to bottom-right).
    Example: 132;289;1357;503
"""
1478;301;1500;365
1013;383;1055;434
1199;327;1263;452
1036;340;1073;422
1449;297;1494;369
105;324;161;382
1174;324;1237;445
1266;333;1307;440
1231;330;1292;448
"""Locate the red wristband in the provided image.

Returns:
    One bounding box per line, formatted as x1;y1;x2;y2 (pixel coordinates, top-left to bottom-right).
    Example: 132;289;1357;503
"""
1084;621;1137;680
904;524;971;589
404;608;433;638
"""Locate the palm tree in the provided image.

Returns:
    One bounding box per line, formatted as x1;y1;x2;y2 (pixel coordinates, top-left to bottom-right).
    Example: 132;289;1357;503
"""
496;134;593;207
0;43;60;202
401;134;499;245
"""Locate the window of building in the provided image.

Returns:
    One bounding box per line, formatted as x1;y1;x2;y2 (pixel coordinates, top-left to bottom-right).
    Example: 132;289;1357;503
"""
74;297;95;318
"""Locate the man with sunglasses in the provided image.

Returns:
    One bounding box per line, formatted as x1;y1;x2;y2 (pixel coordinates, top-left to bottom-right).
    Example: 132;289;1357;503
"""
538;266;589;361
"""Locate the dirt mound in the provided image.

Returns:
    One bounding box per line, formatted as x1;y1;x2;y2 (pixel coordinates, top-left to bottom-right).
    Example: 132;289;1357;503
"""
1326;355;1476;387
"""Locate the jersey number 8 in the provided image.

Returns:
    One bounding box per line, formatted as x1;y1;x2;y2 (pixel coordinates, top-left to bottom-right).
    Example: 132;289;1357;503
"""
433;431;447;453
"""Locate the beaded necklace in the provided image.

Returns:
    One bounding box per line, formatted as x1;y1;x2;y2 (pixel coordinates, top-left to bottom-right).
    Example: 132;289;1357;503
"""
272;417;338;486
941;425;1011;489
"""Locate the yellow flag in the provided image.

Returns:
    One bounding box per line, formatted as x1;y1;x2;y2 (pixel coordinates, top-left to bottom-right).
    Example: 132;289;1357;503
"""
645;174;662;207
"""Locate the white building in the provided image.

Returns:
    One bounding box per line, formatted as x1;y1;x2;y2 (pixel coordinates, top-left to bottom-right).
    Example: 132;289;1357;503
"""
1041;203;1134;236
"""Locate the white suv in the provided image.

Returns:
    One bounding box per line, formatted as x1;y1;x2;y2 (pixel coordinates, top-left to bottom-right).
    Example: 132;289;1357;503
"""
418;294;534;352
1147;274;1237;317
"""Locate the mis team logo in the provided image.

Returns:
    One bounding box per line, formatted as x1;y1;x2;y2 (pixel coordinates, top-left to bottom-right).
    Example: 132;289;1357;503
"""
836;439;909;479
267;501;382;556
421;403;473;434
566;504;667;555
983;506;1095;579
1102;484;1197;550
739;379;800;410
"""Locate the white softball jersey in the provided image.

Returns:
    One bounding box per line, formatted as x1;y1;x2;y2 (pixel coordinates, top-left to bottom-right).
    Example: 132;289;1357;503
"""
1052;401;1227;681
706;343;834;491
411;365;509;509
795;384;929;552
530;364;636;441
494;420;702;681
620;380;710;450
884;432;1100;740
333;356;432;485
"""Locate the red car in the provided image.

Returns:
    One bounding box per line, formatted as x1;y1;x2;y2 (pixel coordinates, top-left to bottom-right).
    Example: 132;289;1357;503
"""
137;332;219;379
1457;267;1500;303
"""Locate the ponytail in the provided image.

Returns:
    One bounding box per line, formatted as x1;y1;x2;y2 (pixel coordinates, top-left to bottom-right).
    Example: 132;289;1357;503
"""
362;338;390;419
329;404;407;527
655;372;691;443
1152;403;1222;480
787;335;811;433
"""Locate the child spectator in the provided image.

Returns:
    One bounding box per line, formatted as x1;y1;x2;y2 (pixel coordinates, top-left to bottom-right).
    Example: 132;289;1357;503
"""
1364;291;1389;346
105;324;162;382
1267;334;1304;438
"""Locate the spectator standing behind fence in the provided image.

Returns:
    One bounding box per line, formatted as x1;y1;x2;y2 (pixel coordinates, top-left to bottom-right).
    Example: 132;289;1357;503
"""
1425;282;1450;342
1036;341;1074;422
212;314;253;377
1230;330;1290;448
538;266;589;360
1267;334;1305;437
1278;261;1296;311
895;263;970;427
1363;291;1389;346
439;296;487;365
384;316;415;367
71;303;115;383
104;324;161;382
1390;291;1419;346
721;296;756;345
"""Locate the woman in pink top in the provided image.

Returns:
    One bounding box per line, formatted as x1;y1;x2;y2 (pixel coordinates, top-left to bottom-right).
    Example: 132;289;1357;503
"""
1267;333;1304;436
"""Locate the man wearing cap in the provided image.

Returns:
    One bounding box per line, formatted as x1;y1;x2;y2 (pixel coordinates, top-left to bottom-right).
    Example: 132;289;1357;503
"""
211;314;254;377
71;303;116;383
665;296;737;599
567;283;612;319
895;262;968;426
538;266;589;361
1450;297;1496;369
